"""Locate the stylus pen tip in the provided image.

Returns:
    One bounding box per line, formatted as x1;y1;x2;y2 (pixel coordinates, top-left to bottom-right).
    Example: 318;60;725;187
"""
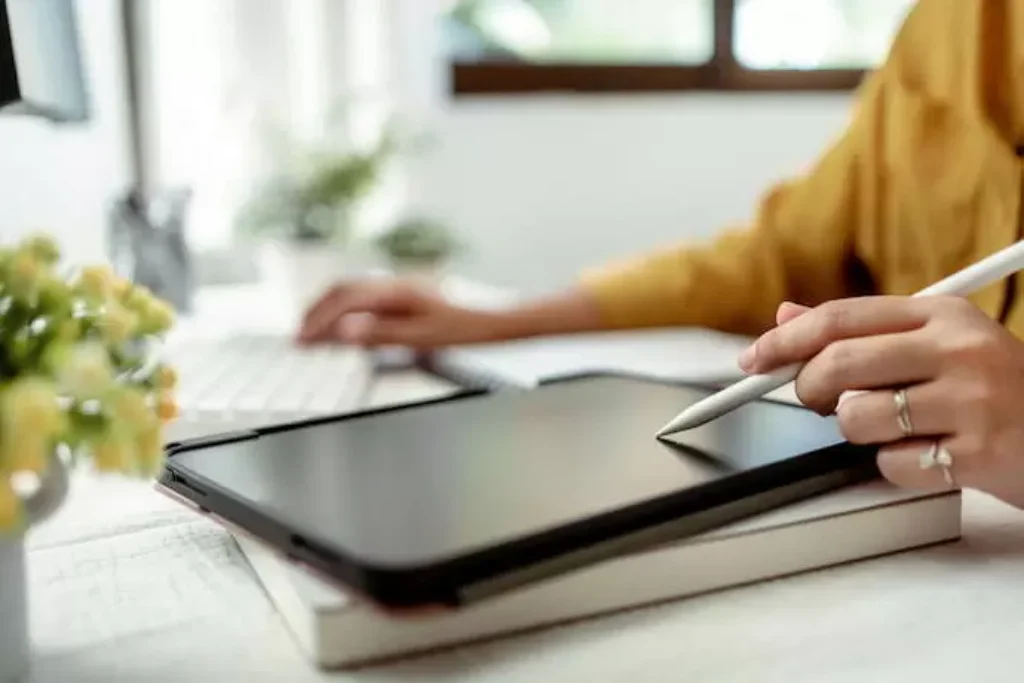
654;409;704;438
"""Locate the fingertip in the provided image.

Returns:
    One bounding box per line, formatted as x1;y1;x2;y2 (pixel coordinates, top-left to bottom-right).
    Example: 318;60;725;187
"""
294;324;317;344
875;440;952;492
337;312;375;344
776;301;810;325
738;342;757;372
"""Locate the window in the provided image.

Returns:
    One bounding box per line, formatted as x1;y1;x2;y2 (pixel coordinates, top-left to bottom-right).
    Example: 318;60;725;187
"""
444;0;916;94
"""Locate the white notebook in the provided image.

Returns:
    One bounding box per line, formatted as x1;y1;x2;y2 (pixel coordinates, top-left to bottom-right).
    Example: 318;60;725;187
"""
234;483;961;669
429;328;755;390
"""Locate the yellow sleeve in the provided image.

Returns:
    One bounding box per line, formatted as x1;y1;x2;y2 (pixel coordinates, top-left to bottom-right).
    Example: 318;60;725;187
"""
578;68;893;337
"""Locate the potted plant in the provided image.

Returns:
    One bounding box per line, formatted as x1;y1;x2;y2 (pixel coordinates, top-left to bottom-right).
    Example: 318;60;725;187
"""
0;233;178;683
237;123;401;310
372;217;462;285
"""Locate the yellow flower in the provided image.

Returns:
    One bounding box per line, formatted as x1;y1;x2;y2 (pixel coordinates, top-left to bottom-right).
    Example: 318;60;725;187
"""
77;264;115;300
0;479;22;533
2;435;49;475
22;233;60;264
8;250;41;299
57;343;113;398
92;437;133;474
98;301;137;343
135;424;164;477
55;319;81;343
153;365;177;390
135;298;175;335
40;340;73;378
155;392;179;423
113;276;131;297
38;273;70;311
2;378;66;442
123;284;153;312
110;388;152;429
149;299;174;331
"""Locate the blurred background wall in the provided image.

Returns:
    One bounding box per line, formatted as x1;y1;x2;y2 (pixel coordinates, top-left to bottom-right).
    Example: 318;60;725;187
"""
0;0;912;294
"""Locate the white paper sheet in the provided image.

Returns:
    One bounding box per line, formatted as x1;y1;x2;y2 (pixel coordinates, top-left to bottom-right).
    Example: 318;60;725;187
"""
437;328;755;389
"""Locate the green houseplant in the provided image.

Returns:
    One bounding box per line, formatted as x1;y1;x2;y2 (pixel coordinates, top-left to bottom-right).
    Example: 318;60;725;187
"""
372;217;462;285
236;121;404;310
238;126;400;245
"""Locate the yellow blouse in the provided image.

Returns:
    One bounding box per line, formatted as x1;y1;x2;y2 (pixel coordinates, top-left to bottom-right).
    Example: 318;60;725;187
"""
581;0;1024;338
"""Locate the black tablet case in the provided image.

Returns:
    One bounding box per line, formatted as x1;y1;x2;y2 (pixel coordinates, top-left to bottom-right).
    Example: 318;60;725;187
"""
157;372;880;610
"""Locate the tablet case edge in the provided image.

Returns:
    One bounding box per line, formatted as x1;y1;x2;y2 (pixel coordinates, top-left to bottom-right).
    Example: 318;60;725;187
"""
157;372;880;610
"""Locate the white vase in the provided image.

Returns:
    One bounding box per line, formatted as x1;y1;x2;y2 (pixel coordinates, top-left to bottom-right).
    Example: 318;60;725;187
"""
1;458;70;683
259;240;350;315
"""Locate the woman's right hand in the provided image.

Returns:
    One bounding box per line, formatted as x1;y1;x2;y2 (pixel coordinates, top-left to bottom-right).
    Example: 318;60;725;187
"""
296;279;507;349
296;279;607;350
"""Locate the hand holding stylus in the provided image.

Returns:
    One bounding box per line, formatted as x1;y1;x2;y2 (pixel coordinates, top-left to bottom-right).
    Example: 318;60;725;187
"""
711;292;1024;508
656;240;1024;437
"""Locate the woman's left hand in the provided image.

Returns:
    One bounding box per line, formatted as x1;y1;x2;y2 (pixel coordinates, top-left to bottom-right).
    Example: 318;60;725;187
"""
740;296;1024;508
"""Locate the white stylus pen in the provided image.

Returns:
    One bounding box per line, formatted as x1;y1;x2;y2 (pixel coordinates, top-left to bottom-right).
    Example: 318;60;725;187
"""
656;239;1024;438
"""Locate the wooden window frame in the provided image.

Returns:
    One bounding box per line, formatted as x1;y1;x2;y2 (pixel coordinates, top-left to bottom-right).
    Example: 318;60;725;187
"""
451;0;868;96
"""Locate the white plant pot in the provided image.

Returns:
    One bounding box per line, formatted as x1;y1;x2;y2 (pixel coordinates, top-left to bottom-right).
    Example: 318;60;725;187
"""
0;536;29;683
259;241;349;314
1;458;70;683
388;259;446;289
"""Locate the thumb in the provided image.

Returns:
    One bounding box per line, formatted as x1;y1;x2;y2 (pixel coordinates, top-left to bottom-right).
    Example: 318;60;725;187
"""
775;301;811;326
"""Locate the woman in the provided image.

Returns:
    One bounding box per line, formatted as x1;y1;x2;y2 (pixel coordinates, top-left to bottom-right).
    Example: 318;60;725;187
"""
298;0;1024;508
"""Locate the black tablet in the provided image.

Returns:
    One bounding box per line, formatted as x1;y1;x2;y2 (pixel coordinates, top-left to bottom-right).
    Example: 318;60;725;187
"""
157;372;879;612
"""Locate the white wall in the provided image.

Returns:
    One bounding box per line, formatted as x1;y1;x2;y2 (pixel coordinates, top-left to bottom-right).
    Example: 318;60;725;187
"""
0;0;128;265
418;92;855;296
375;0;861;295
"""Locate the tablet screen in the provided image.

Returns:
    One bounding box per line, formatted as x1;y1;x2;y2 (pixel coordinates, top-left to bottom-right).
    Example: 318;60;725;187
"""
169;375;845;567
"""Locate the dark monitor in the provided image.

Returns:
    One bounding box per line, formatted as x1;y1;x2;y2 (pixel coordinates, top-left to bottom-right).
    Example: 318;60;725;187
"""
0;0;90;122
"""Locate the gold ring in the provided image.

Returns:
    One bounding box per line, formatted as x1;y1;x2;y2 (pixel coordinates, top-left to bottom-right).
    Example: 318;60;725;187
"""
894;388;914;438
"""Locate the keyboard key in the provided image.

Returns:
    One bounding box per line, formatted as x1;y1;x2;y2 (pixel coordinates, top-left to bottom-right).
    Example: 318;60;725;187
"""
168;334;373;434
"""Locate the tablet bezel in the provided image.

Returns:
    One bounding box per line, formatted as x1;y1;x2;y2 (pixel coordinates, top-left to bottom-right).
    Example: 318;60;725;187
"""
156;371;880;611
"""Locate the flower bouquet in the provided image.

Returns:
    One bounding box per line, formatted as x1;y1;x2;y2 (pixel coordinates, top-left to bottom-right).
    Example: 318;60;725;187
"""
0;233;179;534
0;232;181;683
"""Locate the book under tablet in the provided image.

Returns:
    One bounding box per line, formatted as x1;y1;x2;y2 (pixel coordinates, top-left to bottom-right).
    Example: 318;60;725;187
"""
234;482;961;668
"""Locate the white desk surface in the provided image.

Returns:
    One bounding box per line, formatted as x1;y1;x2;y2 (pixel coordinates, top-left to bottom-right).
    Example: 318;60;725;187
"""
22;283;1024;682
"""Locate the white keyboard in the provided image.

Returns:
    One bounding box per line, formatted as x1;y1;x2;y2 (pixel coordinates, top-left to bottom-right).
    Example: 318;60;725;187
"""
164;333;374;443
